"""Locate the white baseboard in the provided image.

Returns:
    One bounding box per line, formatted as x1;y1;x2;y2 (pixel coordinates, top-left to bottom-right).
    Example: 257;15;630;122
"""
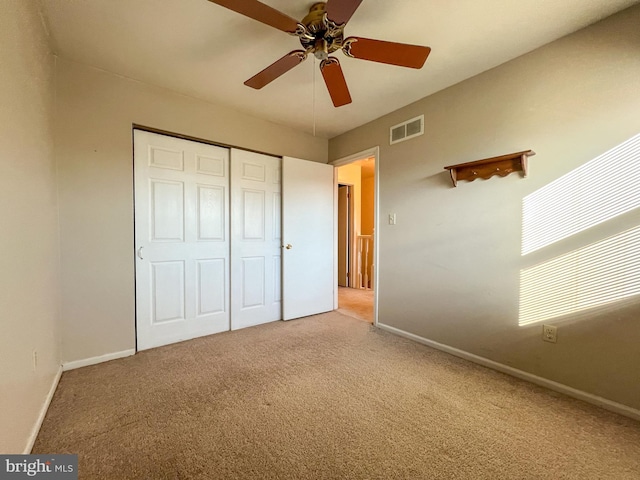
377;323;640;422
24;366;62;454
62;349;135;371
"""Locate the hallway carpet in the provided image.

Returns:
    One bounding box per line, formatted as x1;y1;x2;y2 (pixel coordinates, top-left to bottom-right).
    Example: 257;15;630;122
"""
338;286;374;322
34;312;640;479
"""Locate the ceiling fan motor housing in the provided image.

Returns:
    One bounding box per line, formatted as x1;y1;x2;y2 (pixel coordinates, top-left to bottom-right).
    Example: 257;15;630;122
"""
300;2;344;60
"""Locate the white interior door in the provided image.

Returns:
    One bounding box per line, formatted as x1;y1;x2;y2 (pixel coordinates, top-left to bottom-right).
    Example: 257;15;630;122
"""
282;157;335;320
230;149;282;329
134;130;230;350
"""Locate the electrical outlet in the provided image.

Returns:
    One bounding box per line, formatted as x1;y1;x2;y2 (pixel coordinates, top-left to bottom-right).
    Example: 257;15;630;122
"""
389;213;396;225
542;325;557;343
33;350;38;371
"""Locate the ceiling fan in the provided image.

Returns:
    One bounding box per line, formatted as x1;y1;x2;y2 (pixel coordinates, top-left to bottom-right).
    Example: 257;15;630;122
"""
207;0;431;107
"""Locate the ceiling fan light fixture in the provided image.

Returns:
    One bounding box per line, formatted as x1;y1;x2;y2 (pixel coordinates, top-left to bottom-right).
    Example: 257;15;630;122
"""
314;38;329;60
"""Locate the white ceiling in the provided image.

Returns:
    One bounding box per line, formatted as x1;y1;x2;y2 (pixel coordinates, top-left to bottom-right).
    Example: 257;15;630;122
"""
39;0;638;138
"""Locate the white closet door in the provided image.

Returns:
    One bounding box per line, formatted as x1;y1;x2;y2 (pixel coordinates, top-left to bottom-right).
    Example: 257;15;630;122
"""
230;149;282;330
134;130;230;350
282;157;335;320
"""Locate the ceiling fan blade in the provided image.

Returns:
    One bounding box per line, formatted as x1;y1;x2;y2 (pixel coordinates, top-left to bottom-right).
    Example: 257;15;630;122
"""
320;57;352;107
208;0;300;33
325;0;363;26
245;51;307;89
343;37;431;69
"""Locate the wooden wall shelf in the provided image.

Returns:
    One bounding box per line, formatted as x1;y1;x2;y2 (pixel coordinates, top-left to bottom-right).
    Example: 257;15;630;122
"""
444;150;535;187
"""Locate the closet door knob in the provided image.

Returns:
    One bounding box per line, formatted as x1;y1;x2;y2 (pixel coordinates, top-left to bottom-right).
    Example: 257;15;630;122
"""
284;244;293;250
137;246;144;260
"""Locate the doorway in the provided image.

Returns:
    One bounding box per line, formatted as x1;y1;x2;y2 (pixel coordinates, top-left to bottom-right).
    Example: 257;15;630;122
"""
334;153;377;324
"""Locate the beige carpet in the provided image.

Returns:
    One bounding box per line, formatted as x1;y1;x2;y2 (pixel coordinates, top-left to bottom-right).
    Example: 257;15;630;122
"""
34;312;640;479
338;287;374;322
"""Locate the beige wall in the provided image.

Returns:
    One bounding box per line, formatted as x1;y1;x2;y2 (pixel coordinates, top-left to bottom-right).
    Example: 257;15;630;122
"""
55;58;328;364
330;6;640;409
0;1;60;452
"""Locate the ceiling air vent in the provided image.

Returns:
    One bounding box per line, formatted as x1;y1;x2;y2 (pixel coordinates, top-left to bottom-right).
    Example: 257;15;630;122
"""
389;115;424;145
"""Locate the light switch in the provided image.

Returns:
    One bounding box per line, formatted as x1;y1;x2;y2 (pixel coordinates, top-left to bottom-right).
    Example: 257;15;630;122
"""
389;213;396;225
